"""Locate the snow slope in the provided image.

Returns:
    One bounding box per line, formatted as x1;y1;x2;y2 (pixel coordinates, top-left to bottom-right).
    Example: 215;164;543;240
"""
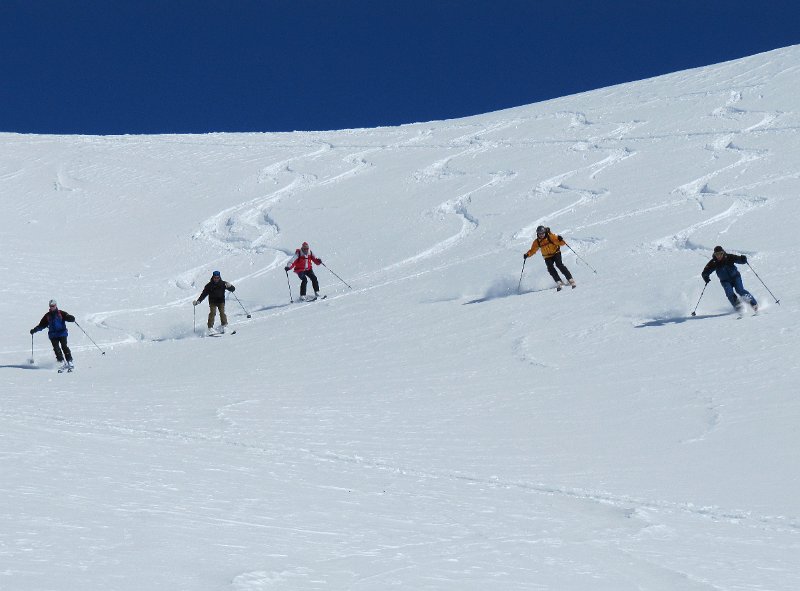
2;45;799;590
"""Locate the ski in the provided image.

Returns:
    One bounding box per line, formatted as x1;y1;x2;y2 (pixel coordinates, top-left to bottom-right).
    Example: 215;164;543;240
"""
296;295;327;303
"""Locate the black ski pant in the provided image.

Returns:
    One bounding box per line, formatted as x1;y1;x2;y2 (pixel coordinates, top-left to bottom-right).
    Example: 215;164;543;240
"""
297;270;320;296
544;252;572;283
50;336;72;362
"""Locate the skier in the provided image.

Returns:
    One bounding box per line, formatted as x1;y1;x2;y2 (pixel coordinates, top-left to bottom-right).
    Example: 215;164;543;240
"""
30;299;76;371
285;242;323;301
524;226;576;290
701;246;758;313
193;271;236;334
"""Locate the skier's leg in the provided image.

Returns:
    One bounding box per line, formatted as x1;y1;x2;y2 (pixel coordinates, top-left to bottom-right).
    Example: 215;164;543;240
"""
308;270;320;294
544;257;562;283
207;304;217;328
60;337;73;362
732;276;757;308
50;338;64;362
219;302;228;326
553;252;573;281
721;281;740;308
299;272;309;297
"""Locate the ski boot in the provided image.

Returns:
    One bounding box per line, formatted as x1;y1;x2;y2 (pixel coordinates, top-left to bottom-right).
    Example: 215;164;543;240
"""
568;278;576;289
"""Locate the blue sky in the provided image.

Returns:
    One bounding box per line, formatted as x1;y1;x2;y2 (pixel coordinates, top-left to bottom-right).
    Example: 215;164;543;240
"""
1;1;798;135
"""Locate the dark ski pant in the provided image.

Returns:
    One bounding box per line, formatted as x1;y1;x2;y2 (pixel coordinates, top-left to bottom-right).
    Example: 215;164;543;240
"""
544;252;573;284
297;270;320;297
208;302;228;328
50;336;72;363
721;277;757;309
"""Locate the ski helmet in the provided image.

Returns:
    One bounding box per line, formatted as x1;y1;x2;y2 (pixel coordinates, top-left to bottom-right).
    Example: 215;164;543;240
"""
48;299;57;308
713;246;725;254
301;242;309;250
212;270;221;277
536;225;546;235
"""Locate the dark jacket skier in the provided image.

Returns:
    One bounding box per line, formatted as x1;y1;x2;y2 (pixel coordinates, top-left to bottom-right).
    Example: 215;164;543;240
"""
193;271;236;333
701;246;758;312
30;299;75;368
524;226;575;290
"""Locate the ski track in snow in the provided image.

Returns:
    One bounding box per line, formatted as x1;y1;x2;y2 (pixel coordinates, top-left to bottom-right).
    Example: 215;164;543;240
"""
510;87;788;259
72;89;795;347
645;91;782;254
383;170;515;272
4;50;800;591
514;116;638;241
2;406;796;541
77;134;410;336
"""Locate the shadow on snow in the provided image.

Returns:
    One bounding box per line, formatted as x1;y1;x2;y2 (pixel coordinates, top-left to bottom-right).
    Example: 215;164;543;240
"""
635;312;732;327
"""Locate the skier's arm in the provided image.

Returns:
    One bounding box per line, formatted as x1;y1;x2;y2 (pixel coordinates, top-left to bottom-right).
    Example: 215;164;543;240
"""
525;240;540;258
225;282;235;292
552;233;566;246
284;252;299;271
196;284;210;303
701;260;715;283
731;254;748;264
61;312;76;322
31;314;48;333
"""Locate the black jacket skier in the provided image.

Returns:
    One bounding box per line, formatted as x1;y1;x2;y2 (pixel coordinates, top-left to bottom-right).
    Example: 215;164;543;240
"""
193;271;236;332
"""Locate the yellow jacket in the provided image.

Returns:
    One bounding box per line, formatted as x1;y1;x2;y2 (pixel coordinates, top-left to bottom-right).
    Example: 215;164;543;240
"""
526;231;566;259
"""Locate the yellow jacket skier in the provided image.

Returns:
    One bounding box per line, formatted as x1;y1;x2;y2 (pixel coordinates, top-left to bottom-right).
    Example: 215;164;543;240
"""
524;225;576;290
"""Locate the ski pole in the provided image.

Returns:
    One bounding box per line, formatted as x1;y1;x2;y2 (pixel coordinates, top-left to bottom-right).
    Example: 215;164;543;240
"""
517;257;527;293
322;262;352;289
29;334;35;365
565;243;597;274
285;269;294;303
74;321;106;355
231;292;252;318
690;282;708;316
193;303;197;334
746;261;780;304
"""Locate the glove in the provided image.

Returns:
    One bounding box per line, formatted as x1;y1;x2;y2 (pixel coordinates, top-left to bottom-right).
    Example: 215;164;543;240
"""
193;300;198;306
523;253;528;259
284;266;291;272
317;258;322;264
703;277;710;284
29;328;36;335
557;235;563;241
741;255;748;263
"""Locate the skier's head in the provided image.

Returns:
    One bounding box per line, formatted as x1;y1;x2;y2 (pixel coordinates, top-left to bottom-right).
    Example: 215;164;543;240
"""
536;225;546;237
301;242;309;252
713;246;725;258
48;299;57;309
212;270;221;280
